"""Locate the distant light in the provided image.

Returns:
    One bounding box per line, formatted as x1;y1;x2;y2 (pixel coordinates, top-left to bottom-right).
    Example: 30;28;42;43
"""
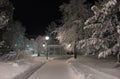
28;47;34;51
43;44;46;47
15;44;17;47
26;45;30;47
45;36;49;40
67;44;71;48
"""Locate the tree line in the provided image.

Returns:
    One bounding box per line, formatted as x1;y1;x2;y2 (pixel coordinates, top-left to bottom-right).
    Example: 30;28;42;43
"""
0;0;120;62
54;0;120;62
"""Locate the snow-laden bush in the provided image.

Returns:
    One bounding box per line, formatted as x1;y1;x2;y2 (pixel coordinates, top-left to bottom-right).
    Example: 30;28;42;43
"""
1;50;31;61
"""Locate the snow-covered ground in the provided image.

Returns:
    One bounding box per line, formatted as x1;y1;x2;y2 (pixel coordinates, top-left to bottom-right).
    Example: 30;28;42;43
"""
28;59;78;79
69;56;120;79
0;58;45;79
1;56;119;79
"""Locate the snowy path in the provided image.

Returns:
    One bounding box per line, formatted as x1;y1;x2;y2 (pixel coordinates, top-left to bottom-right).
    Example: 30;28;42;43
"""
28;59;77;79
28;57;120;79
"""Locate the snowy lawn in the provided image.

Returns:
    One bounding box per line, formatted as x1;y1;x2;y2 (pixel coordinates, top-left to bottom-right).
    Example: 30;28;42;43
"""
0;59;45;79
69;55;120;79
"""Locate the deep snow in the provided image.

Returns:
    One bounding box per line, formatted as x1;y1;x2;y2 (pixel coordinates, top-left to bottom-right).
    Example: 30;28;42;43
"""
0;58;44;79
0;56;120;79
69;56;120;79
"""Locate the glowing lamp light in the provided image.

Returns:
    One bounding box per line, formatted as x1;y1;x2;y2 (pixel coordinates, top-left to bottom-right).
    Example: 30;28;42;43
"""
65;44;72;51
43;44;46;47
45;36;49;40
67;44;71;48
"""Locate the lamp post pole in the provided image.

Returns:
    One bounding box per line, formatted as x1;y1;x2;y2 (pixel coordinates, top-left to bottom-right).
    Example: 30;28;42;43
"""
45;36;49;60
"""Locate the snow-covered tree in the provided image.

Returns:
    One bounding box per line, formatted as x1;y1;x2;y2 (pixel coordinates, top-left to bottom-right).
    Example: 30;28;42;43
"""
24;36;45;56
3;21;27;51
0;0;14;54
81;0;120;62
56;0;92;58
0;0;13;29
36;35;45;55
46;22;59;45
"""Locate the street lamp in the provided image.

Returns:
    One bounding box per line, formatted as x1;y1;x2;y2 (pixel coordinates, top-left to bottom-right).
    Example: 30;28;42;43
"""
45;36;49;40
45;36;49;60
42;44;46;47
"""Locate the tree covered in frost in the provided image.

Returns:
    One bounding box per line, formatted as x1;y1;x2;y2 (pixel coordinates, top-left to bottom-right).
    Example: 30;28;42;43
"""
80;0;120;62
0;0;13;29
56;0;92;58
46;22;59;45
36;35;46;56
0;0;14;53
3;21;27;51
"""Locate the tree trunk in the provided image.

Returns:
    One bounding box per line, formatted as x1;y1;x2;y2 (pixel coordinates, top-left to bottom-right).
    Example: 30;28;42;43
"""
117;52;120;63
74;41;77;59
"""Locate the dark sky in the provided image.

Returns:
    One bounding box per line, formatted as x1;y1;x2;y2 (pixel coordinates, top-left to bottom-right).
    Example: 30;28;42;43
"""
10;0;95;37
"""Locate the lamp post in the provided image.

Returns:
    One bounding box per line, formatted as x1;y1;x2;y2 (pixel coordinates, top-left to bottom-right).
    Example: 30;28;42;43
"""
45;36;49;60
42;44;45;47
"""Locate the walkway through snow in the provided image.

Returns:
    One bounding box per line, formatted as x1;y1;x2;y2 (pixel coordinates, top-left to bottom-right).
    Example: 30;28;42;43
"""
28;59;78;79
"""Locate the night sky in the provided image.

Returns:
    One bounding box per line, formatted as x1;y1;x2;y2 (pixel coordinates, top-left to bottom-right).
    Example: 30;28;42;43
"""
10;0;95;37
